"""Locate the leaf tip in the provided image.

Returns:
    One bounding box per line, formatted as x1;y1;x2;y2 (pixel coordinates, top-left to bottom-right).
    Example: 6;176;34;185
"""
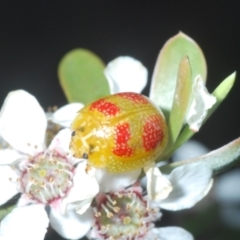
228;71;237;84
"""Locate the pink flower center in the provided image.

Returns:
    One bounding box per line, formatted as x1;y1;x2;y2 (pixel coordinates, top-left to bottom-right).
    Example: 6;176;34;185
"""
19;151;74;204
91;186;161;240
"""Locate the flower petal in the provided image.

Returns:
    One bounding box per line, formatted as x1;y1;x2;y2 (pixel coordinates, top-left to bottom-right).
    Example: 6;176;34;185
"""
0;90;47;154
144;163;173;201
49;207;94;240
0;165;19;205
104;56;147;94
186;75;216;132
159;162;213;210
48;128;72;156
94;168;141;192
0;149;23;165
61;161;99;214
150;227;194;240
51;103;84;127
0;204;49;240
0;133;8;148
75;197;94;215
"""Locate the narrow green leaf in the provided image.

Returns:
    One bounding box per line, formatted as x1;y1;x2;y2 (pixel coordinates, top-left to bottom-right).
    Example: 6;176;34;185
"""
168;56;192;143
0;205;15;221
207;72;236;116
0;194;19;221
169;72;236;156
58;49;110;105
160;137;240;175
150;32;207;114
159;72;236;161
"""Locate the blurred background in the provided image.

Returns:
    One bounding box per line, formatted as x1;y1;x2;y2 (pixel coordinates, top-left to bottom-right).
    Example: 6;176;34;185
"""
0;1;239;239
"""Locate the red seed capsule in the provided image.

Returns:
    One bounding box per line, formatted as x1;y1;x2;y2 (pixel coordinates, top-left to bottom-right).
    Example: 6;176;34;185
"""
70;92;168;173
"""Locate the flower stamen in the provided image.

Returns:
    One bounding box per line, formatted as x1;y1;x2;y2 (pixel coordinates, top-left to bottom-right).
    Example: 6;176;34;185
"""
101;204;114;218
90;184;161;240
19;151;74;204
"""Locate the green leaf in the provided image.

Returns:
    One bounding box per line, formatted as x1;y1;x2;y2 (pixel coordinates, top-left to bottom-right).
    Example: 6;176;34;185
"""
0;205;15;221
160;137;240;175
168;56;193;144
0;194;19;221
208;72;236;116
150;32;207;114
169;72;236;156
58;49;110;105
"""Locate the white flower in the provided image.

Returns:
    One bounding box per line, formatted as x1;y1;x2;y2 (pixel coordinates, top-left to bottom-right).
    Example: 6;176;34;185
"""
84;161;213;240
0;90;98;240
88;182;194;240
79;160;212;238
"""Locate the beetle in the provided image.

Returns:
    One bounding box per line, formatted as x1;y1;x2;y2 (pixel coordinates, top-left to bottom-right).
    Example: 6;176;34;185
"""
70;92;168;173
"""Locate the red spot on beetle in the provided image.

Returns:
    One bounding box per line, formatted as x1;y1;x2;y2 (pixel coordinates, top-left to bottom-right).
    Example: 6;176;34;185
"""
142;114;164;151
117;92;148;104
113;122;133;157
90;99;120;116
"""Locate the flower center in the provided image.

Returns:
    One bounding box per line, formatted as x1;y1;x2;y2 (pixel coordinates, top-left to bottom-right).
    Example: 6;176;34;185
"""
92;186;160;240
20;151;74;204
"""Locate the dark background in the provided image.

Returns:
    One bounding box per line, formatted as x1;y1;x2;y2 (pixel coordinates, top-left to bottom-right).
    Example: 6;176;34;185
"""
0;1;240;239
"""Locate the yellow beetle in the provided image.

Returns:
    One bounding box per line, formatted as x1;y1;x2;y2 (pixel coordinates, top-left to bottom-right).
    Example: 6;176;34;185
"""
70;92;168;173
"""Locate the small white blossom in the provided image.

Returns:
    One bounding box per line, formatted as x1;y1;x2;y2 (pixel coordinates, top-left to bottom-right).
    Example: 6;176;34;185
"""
0;90;98;240
77;160;212;240
88;182;194;240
